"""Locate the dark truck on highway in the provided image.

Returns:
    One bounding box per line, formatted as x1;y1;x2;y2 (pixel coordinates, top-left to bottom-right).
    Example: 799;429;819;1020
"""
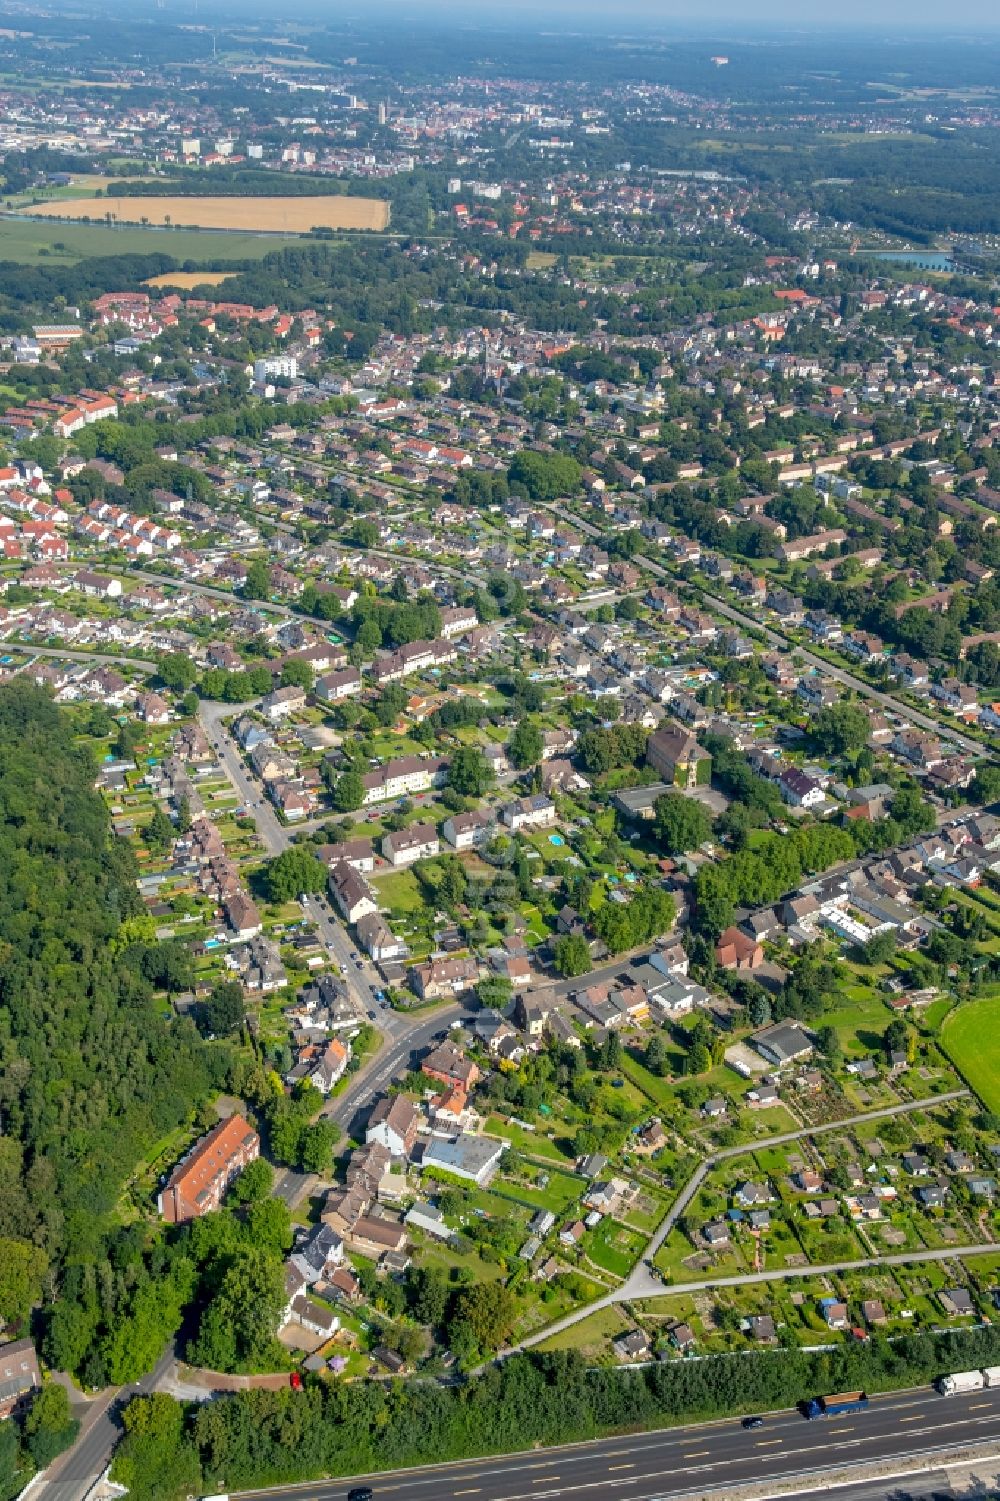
802;1390;869;1420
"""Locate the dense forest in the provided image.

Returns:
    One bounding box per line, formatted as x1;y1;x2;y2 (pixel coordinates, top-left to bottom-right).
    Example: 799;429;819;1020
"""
0;684;226;1317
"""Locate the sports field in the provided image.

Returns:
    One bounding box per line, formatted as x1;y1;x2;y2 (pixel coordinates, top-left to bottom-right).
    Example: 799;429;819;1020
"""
941;992;1000;1112
21;194;390;232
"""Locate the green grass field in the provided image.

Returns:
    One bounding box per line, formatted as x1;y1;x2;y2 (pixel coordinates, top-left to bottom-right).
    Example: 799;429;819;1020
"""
0;215;303;264
535;1303;629;1353
941;993;1000;1112
375;869;426;917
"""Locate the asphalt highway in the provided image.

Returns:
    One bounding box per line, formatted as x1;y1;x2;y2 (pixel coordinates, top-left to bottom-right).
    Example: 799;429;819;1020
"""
237;1383;1000;1501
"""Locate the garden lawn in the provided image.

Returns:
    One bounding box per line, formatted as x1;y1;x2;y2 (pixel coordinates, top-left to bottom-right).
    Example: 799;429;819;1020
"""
491;1166;585;1217
942;994;1000;1113
582;1217;648;1279
535;1304;630;1354
375;869;426;917
485;1116;574;1162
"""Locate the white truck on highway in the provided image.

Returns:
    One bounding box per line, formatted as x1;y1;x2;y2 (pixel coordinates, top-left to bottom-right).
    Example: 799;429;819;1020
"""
936;1369;990;1395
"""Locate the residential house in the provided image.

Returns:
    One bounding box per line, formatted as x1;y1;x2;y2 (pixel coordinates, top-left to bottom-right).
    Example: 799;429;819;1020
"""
0;1339;40;1419
367;1095;420;1159
381;823;441;868
410;957;479;1002
329;861;378;924
501;794;557;832
715;927;764;971
421;1037;481;1090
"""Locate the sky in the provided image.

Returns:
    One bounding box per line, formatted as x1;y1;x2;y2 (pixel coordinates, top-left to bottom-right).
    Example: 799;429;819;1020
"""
335;0;1000;27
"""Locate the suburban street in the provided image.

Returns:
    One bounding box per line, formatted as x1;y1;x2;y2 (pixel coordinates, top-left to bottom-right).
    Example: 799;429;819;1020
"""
197;698;385;1017
234;1382;1000;1501
33;1346;175;1501
539;502;983;757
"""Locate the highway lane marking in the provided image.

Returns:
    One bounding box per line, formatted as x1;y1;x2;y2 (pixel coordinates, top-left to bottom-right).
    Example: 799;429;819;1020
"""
233;1394;995;1500
899;1415;919;1422
454;1490;482;1495
828;1425;854;1433
241;1421;1000;1501
755;1438;783;1446
968;1402;991;1410
608;1463;636;1471
532;1477;562;1485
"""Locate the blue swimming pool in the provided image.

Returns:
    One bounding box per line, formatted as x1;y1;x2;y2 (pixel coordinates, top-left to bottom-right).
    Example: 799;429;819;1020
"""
549;834;564;846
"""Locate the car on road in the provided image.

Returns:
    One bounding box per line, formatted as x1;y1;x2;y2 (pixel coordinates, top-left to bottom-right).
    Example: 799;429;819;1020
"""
356;960;364;970
741;1416;764;1430
347;1489;374;1501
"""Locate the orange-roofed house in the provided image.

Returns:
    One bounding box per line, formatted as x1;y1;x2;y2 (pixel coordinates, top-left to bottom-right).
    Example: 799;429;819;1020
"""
715;926;765;972
157;1114;260;1223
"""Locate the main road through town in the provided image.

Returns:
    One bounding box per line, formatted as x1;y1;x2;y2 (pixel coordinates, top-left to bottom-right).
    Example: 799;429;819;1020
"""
235;1382;1000;1501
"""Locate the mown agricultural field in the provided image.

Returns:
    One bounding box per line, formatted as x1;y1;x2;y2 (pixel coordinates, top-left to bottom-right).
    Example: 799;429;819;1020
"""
143;271;238;289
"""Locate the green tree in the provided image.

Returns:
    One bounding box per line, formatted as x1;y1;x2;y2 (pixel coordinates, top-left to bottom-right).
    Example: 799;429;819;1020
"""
112;1393;201;1501
449;746;492;798
816;1024;842;1067
332;769;365;813
406;1265;450;1327
242;559;271;600
156;653;197;693
553;933;592;978
355;618;382;655
0;1239;47;1324
299;1118;339;1174
23;1384;79;1469
100;1264;193;1385
190;1249;285;1371
245;1197;293;1254
260;847;327;904
687;1041;711;1075
280;659;314;691
508;719;543;770
229;1157;273;1205
883;1018;909;1059
507;450;581;501
809;703;871;758
653;792;713;855
475;975;513;1010
971;764;1000;806
645;1032;668;1075
349;518;380;548
449;1281;517;1355
199;980;245;1037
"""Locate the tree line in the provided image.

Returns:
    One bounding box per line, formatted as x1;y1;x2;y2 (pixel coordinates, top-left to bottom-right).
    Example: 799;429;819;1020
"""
112;1323;1000;1501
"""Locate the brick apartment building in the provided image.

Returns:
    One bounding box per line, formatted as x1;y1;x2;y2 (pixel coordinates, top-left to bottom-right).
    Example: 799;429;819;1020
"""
157;1114;260;1224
